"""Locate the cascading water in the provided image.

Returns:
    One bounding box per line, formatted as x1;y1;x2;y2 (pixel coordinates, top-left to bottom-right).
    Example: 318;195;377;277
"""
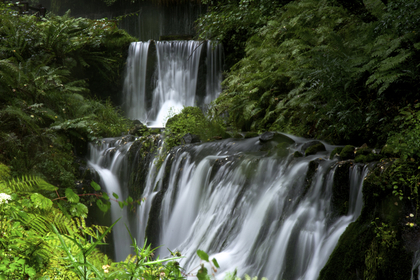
88;39;371;279
88;132;369;280
122;40;223;127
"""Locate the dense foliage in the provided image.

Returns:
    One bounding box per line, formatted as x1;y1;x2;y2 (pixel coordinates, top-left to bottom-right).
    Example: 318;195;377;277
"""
0;3;134;189
198;0;420;150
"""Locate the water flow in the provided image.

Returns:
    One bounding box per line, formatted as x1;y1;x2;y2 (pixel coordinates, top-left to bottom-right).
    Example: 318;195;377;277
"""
123;42;150;121
87;138;135;261
122;40;223;127
149;41;204;126
126;137;369;280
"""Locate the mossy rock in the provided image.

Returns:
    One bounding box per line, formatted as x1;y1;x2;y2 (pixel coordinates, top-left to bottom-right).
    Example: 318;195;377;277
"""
244;131;259;138
330;147;344;159
294;151;303;158
303;141;326;156
355;153;383;163
339;145;355;159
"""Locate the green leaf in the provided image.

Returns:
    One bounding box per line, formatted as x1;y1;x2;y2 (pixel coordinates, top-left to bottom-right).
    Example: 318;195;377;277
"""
65;188;79;203
212;258;220;268
30;193;52;210
113;192;119;199
197;249;209;262
96;199;109;213
103;193;110;200
118;201;124;209
197;266;210;280
91;181;101;191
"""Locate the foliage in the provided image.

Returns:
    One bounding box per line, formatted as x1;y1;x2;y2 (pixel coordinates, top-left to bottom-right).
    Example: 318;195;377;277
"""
197;0;285;68
386;103;420;160
199;0;420;146
0;4;132;189
0;173;194;279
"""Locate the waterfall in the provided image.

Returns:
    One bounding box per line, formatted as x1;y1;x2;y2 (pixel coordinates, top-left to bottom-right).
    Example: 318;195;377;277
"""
122;40;223;127
88;134;369;280
88;39;370;279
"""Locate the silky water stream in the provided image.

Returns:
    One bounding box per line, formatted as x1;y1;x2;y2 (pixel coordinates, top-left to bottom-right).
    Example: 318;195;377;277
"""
88;134;368;280
88;40;369;280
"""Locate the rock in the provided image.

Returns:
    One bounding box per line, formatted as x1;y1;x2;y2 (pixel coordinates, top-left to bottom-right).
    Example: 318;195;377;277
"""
294;151;303;158
180;133;201;144
303;141;326;156
244;131;259;138
339;145;355;159
330;147;344;159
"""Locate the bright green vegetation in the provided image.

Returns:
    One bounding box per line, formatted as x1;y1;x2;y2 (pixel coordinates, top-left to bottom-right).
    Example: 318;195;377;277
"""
198;0;420;149
0;3;134;189
0;169;187;279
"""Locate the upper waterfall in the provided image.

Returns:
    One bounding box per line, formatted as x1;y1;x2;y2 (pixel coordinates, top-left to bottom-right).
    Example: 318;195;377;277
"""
122;40;223;127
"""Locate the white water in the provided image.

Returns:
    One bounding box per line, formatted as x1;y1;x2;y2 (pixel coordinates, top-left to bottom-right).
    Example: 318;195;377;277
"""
88;135;369;279
87;138;134;261
122;40;223;127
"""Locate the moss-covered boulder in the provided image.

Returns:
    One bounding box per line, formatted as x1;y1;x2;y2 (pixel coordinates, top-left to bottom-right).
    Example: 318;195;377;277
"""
330;147;344;159
244;131;259;138
303;141;326;156
339;145;355;159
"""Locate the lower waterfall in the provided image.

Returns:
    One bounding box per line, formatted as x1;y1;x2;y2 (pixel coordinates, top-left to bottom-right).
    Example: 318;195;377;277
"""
88;133;368;280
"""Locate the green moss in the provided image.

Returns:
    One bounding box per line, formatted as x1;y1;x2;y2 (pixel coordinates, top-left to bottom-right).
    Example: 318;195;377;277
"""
244;131;259;138
294;151;303;158
304;142;326;156
339;145;355;159
330;147;344;159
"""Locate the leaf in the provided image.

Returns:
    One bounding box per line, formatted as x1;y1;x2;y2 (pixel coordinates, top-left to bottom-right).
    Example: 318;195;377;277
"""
197;249;209;262
30;193;52;210
197;266;210;280
212;258;220;268
112;192;119;199
65;188;79;203
91;181;101;191
103;193;110;200
118;201;124;209
96;199;109;213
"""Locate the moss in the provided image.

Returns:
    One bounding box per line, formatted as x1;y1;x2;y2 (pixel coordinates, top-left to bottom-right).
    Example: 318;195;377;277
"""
330;147;344;159
244;131;259;138
304;142;326;156
339;145;355;159
294;151;303;158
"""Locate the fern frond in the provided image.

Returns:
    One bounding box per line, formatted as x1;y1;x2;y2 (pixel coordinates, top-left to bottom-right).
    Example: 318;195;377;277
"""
6;175;57;192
